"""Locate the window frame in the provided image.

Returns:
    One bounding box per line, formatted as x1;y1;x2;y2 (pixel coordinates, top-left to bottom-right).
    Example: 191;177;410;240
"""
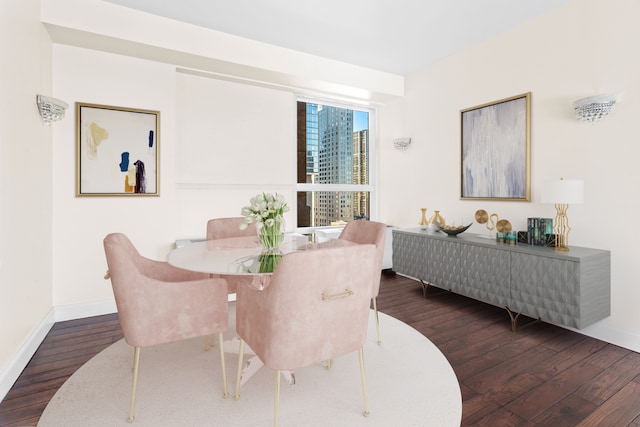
294;96;377;234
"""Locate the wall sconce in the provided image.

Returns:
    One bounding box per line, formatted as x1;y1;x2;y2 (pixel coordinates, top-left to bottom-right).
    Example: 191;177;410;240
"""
572;95;616;123
36;94;69;125
541;178;584;251
393;137;411;151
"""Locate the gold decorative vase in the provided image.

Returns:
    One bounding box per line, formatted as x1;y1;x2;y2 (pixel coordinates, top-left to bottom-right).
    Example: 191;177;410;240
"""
429;210;445;226
419;208;428;229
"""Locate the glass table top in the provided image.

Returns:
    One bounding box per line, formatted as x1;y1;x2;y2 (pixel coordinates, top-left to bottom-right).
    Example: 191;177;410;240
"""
167;233;355;274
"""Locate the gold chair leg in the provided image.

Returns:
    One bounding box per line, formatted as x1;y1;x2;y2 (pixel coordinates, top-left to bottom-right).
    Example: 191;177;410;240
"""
274;370;281;427
323;358;333;371
372;297;381;345
358;348;370;417
234;339;245;400
205;334;216;351
218;332;228;398
128;346;141;423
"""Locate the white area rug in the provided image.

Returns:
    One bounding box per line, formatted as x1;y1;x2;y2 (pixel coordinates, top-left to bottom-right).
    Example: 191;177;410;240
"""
38;307;461;426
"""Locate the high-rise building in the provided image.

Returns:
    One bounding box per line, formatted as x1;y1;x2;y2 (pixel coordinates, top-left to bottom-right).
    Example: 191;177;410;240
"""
353;129;369;219
299;102;368;227
305;103;318;178
316;106;354;225
303;103;319;226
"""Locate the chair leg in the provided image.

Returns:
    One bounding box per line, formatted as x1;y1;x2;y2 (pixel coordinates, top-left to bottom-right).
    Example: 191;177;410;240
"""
218;332;228;398
358;348;370;417
234;339;245;400
205;334;216;351
372;297;381;345
128;346;141;423
274;370;281;427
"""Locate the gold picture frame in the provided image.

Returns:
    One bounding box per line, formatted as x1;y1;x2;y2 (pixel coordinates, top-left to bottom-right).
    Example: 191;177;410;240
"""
460;92;531;201
76;103;160;196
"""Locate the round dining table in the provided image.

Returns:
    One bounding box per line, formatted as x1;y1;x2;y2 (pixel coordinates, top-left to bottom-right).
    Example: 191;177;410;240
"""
167;233;355;278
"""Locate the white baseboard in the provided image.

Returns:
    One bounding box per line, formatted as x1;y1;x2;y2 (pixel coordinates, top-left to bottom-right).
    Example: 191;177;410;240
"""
567;322;640;354
0;308;56;402
53;299;117;322
0;299;117;401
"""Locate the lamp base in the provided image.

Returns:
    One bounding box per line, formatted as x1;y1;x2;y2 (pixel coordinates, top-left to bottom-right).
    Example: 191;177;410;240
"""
553;204;572;253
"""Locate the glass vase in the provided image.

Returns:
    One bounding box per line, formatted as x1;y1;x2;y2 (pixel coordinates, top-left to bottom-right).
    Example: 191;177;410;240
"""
258;220;284;250
258;250;282;273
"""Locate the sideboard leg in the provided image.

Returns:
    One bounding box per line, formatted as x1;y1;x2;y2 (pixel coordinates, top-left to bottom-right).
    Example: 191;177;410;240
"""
420;280;428;298
505;307;541;332
505;307;521;332
419;280;450;299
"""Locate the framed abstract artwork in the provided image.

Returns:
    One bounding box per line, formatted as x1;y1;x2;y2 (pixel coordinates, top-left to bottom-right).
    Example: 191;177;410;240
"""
460;92;531;201
76;103;160;196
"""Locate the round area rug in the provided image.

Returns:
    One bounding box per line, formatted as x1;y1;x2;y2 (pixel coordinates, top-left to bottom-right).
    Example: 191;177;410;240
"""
38;307;461;427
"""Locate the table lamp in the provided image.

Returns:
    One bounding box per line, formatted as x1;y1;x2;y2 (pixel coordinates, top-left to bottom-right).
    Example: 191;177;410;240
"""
541;178;584;251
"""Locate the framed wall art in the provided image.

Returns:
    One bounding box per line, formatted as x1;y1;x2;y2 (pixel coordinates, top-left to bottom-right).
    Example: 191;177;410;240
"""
460;92;530;201
76;103;160;196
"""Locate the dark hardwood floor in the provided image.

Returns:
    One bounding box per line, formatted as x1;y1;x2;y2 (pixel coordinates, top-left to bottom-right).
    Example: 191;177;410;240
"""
2;272;640;426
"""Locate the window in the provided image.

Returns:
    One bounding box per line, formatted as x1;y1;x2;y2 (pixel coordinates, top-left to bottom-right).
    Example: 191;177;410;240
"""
296;99;375;231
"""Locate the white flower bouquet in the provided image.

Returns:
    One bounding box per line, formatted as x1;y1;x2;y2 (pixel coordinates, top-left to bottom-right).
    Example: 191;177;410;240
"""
240;193;289;248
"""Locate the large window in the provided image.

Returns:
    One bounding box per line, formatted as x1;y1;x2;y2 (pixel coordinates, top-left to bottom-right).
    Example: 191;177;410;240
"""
296;99;375;231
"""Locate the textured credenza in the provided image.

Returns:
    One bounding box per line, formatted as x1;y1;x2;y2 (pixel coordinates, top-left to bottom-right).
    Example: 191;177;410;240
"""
392;228;611;329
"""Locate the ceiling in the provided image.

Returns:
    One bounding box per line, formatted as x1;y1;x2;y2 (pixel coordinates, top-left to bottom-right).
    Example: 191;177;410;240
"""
103;0;569;75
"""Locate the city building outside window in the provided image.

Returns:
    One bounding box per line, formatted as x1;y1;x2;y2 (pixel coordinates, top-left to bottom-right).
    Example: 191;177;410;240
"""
296;99;375;231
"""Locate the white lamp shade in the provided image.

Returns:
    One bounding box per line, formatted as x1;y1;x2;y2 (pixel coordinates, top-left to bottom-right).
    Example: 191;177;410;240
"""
541;179;584;204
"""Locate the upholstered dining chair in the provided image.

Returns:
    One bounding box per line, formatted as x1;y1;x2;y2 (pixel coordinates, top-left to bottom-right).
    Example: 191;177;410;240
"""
206;217;257;295
103;233;229;423
234;243;376;427
206;216;257;240
338;220;387;344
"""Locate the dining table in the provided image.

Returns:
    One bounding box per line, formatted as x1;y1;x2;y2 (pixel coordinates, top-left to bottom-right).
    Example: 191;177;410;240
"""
166;232;357;388
167;233;355;286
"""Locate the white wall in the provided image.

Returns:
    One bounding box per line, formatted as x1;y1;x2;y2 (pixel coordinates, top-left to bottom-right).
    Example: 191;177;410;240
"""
378;0;640;350
50;48;299;308
51;45;179;306
0;0;55;389
173;72;296;239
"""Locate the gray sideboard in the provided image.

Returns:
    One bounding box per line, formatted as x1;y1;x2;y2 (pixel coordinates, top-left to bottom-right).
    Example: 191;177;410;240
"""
392;228;610;329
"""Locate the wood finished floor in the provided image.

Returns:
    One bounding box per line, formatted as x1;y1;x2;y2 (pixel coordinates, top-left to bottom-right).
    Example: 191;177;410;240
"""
2;272;640;426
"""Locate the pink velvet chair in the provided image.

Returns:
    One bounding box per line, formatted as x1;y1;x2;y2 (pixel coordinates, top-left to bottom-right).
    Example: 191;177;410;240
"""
206;216;256;241
206;217;257;295
103;233;229;423
234;243;376;426
338;220;387;344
